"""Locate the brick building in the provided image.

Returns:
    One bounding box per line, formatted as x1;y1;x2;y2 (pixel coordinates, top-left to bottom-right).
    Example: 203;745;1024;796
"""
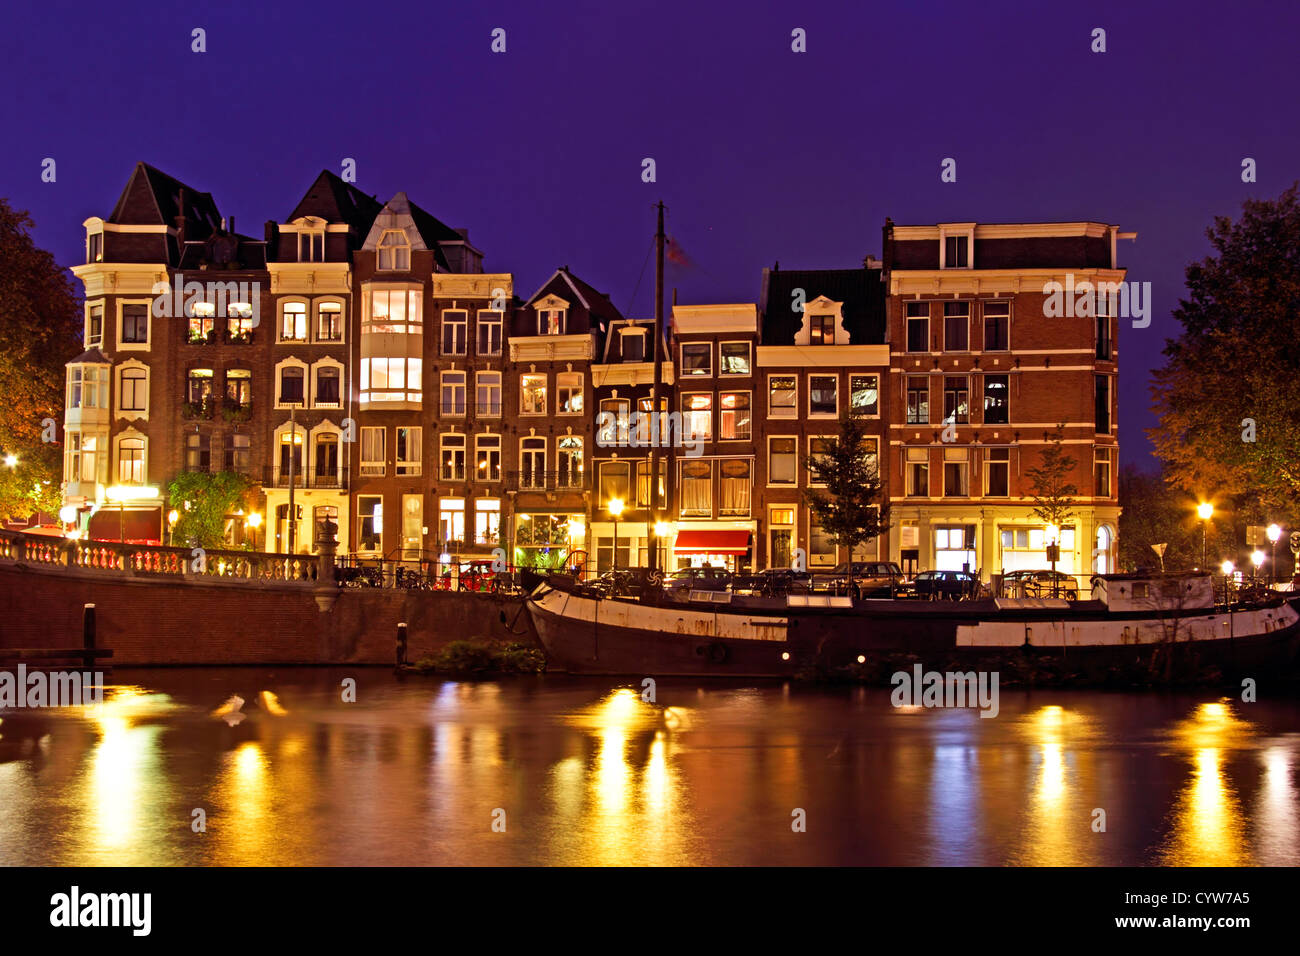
62;166;1122;585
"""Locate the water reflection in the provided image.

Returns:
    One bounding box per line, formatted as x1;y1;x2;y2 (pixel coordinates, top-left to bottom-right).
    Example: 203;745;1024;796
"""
0;673;1296;866
1157;701;1250;866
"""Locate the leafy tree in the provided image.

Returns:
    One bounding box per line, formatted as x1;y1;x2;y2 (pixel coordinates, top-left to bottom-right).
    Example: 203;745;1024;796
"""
1150;185;1300;522
167;471;255;550
1025;425;1079;531
0;198;83;521
1117;465;1204;571
802;415;888;558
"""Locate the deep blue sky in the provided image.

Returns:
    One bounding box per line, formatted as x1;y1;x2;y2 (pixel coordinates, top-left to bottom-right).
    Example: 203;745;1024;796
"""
3;0;1297;468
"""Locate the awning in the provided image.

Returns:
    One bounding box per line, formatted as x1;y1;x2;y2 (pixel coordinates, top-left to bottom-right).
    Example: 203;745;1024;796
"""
88;507;163;544
673;530;752;555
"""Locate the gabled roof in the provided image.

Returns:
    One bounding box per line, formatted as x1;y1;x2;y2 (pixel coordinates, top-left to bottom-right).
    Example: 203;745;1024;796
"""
760;266;886;345
286;170;384;240
361;192;454;271
109;163;221;239
67;348;112;365
597;316;668;363
525;267;625;328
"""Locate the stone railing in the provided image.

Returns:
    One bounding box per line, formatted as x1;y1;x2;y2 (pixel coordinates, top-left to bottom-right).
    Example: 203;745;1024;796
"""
0;529;320;587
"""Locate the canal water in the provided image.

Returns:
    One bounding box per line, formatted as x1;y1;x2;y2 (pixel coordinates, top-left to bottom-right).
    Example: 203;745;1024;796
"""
1;669;1297;866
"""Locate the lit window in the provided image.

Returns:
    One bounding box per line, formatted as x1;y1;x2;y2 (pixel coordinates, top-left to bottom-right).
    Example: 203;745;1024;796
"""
521;374;547;415
281;302;307;342
378;230;410;271
720;342;751;375
397;427;422;476
768;375;796;418
719;392;751;440
557;373;583;414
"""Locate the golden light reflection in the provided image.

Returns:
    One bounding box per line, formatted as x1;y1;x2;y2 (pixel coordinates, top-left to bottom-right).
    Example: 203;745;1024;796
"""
82;686;170;859
1015;705;1097;865
1256;747;1298;866
1158;700;1251;866
558;689;689;865
209;740;270;865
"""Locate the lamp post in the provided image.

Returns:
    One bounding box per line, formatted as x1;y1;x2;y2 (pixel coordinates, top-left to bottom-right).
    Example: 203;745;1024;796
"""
1045;523;1060;598
608;497;624;572
104;485;160;544
1221;559;1235;604
1266;523;1282;586
1251;549;1265;586
654;520;672;573
167;508;179;547
286;403;302;554
246;511;263;552
1197;502;1213;570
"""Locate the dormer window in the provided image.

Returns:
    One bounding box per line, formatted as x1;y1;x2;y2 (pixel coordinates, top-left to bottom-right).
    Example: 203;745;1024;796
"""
378;230;410;271
87;231;103;264
299;230;324;262
539;309;566;335
621;328;646;362
809;314;835;345
939;226;974;269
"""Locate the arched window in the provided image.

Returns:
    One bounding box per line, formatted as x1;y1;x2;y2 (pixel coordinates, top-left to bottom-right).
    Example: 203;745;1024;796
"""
117;437;146;484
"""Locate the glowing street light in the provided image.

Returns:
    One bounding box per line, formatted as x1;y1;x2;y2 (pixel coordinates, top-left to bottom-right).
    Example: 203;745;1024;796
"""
244;509;262;554
104;484;159;544
1267;523;1282;585
1196;502;1213;569
1220;559;1235;575
608;497;624;572
2;454;17;468
1251;549;1266;583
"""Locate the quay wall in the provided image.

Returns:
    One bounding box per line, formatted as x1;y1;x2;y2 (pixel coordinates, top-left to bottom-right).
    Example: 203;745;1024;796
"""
0;562;536;666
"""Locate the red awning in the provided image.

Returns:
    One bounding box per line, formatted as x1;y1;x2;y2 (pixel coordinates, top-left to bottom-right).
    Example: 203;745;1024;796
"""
88;507;163;544
673;530;752;554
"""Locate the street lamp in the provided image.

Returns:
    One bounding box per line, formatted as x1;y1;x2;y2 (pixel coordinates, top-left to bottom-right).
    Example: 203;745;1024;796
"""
1251;549;1265;583
1266;523;1282;585
1196;502;1213;569
104;485;159;544
246;511;263;551
654;520;672;572
1221;559;1236;603
167;508;179;546
608;497;624;572
1045;523;1060;597
2;454;17;468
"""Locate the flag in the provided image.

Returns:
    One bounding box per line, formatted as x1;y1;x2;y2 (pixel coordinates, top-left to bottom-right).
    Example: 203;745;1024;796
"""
666;236;692;267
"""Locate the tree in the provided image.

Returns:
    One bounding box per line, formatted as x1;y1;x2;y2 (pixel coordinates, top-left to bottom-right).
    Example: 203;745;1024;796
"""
1117;465;1204;571
802;415;888;559
167;472;255;550
0;198;83;521
1150;185;1300;523
1025;425;1079;531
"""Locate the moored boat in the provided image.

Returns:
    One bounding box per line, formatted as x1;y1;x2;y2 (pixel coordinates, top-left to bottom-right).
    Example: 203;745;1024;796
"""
525;570;1300;684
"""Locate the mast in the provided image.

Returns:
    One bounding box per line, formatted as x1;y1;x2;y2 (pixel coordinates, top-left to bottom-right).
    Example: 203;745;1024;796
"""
649;201;665;574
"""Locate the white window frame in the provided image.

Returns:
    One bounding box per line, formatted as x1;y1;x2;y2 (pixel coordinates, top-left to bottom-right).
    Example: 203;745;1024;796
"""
115;360;150;421
360;427;386;477
377;229;411;271
114;431;148;486
315;297;345;343
556;372;584;415
440;432;466;481
719;340;752;376
808;373;839;418
279;298;309;343
520;372;547;416
396;426;423;477
310;358;344;409
475;433;502;482
441;309;468;356
116;298;152;351
275;357;309;408
719;390;751;441
767;374;797;419
477;309;503;355
440;370;467;417
476;370;501;417
680;342;712;377
767;435;798;488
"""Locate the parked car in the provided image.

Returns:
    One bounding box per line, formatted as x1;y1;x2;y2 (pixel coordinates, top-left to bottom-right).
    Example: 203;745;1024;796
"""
1001;569;1079;600
818;560;909;598
912;570;980;601
664;566;732;594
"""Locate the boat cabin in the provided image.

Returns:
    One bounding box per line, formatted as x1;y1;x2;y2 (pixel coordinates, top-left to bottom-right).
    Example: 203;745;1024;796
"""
1091;572;1214;612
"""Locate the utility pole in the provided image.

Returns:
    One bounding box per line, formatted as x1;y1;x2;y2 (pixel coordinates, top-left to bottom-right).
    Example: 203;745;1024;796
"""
648;200;665;575
287;403;298;554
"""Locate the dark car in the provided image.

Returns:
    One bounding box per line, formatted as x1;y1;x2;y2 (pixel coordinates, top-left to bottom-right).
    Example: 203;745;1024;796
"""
664;566;732;594
912;570;980;601
1001;569;1079;600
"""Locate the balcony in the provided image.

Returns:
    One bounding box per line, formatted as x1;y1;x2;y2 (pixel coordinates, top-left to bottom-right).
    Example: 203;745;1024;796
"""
260;465;348;490
506;470;587;492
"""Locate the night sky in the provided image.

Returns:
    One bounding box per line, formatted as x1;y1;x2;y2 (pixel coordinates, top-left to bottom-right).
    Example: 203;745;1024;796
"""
3;0;1297;468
